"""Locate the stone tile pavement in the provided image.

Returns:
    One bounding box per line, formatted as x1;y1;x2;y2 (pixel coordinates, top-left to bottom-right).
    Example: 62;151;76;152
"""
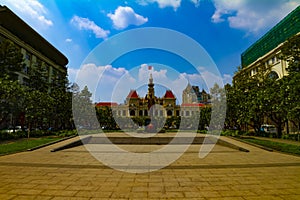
0;133;300;199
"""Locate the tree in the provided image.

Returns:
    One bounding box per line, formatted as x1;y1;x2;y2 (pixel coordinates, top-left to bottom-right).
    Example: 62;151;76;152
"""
0;40;24;130
262;77;288;138
280;34;300;134
287;73;300;134
224;84;239;130
227;34;300;137
231;66;268;133
0;38;73;136
72;85;94;129
27;62;49;93
25;61;53;132
280;34;300;74
25;62;73;131
25;90;52;137
0;77;26;129
165;116;180;129
96;106;117;130
50;74;73;130
199;107;211;130
231;70;250;131
209;83;226;131
0;39;23;80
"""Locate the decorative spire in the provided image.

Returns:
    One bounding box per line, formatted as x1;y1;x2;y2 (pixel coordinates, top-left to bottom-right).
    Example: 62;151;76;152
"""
147;69;155;109
184;81;192;92
187;80;191;87
149;73;153;84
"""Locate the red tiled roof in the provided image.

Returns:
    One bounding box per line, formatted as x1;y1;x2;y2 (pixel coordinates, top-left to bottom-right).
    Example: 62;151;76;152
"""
95;102;118;107
127;90;139;98
181;103;205;107
164;90;175;98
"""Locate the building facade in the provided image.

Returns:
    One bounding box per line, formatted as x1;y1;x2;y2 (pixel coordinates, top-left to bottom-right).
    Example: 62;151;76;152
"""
112;73;181;118
232;6;300;134
96;73;210;119
182;83;210;104
0;5;68;88
234;6;300;81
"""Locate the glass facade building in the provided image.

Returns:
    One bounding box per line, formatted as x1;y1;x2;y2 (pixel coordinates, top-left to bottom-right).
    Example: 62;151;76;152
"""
241;6;300;68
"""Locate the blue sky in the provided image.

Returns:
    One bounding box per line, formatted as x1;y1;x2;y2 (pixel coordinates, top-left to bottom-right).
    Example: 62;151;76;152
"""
1;0;299;102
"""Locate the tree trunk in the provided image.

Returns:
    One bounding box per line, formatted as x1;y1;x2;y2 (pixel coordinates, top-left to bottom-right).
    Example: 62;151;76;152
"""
27;122;31;139
277;121;282;138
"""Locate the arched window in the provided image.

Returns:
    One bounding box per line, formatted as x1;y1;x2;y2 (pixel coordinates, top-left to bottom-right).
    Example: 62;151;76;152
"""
268;71;279;79
167;110;173;116
139;110;143;116
130;110;135;116
186;111;190;116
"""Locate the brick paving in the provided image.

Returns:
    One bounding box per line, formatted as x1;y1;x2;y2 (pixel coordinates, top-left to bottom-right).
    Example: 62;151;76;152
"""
0;133;300;199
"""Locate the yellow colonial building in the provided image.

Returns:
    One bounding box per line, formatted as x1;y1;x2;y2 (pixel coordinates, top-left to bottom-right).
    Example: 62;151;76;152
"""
112;73;181;118
96;72;211;119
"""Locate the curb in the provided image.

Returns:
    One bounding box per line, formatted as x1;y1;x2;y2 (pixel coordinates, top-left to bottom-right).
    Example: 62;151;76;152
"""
50;135;251;152
217;138;250;152
51;136;91;152
27;135;78;151
207;136;250;152
228;136;273;152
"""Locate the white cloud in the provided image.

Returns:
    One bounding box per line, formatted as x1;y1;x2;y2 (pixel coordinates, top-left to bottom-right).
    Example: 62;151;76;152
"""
71;16;110;39
68;64;227;103
222;74;232;85
154;0;181;9
107;6;148;30
190;0;200;7
212;0;300;34
1;0;53;27
138;64;168;82
112;64;189;103
136;0;200;10
68;63;105;89
69;64;128;89
65;38;72;43
68;64;129;102
136;0;149;6
137;65;224;103
137;0;181;10
196;66;226;91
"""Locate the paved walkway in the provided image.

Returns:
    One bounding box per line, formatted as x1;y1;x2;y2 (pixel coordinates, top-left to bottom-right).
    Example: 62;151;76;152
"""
0;133;300;199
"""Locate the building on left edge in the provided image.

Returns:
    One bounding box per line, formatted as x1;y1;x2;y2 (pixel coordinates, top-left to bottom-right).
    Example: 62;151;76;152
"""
0;5;68;88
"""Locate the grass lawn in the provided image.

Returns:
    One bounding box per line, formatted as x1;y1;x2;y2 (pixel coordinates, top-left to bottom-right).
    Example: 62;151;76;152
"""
242;138;300;156
0;137;62;156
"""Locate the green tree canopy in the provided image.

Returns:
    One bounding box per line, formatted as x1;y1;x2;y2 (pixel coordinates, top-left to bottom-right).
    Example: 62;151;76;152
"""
280;34;300;133
0;39;23;79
